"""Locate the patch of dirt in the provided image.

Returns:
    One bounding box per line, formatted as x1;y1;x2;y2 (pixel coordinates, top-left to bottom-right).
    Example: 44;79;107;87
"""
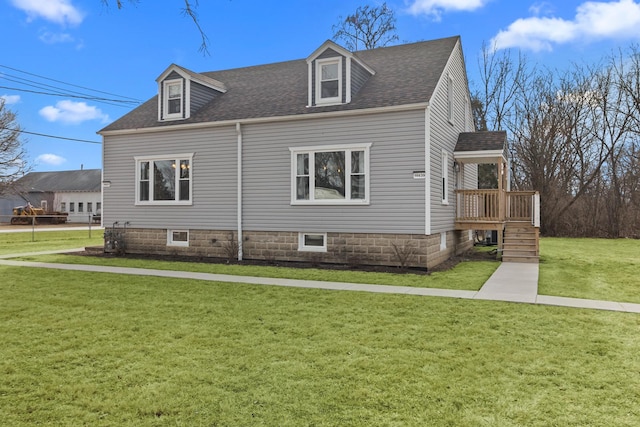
73;245;497;275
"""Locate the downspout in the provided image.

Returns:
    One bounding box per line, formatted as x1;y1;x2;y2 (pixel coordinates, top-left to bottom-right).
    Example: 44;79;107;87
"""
424;104;431;236
236;122;243;261
424;104;431;269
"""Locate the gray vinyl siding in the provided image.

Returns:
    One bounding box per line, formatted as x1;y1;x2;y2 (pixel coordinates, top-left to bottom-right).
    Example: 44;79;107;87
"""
429;42;471;234
102;127;237;230
190;81;220;115
351;60;371;98
242;109;426;234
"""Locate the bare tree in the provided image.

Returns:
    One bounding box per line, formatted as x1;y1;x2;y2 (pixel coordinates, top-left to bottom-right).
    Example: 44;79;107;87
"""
101;0;210;54
332;3;399;51
473;42;530;132
0;99;28;188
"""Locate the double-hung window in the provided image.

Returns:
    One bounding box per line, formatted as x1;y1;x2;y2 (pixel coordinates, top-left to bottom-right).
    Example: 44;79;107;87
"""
447;74;454;124
316;58;342;105
290;143;370;205
135;153;193;205
441;150;449;205
163;80;183;119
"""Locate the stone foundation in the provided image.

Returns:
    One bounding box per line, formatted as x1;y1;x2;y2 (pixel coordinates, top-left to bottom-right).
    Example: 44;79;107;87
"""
116;228;474;269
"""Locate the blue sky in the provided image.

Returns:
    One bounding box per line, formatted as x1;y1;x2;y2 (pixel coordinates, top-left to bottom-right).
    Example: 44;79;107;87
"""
2;0;640;173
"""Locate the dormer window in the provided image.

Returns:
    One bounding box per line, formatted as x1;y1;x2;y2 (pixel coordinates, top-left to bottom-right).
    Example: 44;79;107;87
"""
306;41;374;108
316;58;342;105
163;79;183;119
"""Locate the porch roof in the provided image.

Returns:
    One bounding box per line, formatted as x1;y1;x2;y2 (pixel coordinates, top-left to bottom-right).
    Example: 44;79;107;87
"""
454;131;508;164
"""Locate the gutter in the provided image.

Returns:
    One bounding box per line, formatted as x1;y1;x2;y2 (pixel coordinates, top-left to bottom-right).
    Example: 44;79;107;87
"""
98;103;430;137
236;122;243;261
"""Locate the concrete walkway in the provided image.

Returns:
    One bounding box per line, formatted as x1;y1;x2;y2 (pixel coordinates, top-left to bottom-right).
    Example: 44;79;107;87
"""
0;251;639;314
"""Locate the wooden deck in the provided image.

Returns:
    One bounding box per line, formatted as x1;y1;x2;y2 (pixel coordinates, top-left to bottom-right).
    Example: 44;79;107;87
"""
455;189;540;261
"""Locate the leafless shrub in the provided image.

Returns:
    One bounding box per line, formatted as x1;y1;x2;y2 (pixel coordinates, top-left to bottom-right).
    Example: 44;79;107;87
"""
391;241;417;269
221;232;239;263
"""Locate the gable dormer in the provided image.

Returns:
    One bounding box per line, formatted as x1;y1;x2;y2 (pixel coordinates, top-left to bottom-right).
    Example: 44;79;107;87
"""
306;41;375;107
156;64;227;121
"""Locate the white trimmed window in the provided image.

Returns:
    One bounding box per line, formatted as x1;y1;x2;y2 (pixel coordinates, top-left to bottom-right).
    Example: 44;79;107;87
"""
135;153;193;205
298;232;327;252
60;202;66;212
163;79;183;119
441;150;449;205
447;74;454;124
290;143;371;205
316;58;342;105
167;230;189;247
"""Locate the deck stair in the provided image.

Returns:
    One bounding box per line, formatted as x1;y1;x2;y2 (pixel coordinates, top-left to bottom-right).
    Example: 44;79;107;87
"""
502;222;539;263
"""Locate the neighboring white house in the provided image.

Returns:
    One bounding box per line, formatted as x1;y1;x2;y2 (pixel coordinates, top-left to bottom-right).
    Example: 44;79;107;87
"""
99;36;520;268
1;169;102;223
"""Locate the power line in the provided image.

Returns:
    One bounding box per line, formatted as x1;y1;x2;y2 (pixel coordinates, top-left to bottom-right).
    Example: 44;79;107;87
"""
1;73;140;106
0;126;101;144
0;85;140;107
0;64;142;102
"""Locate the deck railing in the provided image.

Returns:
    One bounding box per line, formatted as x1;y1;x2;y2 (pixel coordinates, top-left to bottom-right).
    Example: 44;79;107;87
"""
456;189;539;226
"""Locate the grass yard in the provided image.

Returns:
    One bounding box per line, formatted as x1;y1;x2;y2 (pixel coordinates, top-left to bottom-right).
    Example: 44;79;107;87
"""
1;266;639;426
0;229;103;256
539;238;640;304
17;252;497;291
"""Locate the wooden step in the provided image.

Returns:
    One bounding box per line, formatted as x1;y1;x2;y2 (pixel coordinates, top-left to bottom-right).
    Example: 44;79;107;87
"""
502;254;539;263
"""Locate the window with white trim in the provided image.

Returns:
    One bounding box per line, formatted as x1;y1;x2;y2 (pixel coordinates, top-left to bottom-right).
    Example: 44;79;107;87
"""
167;230;189;247
135;154;193;205
441;150;449;204
447;74;454;124
316;58;342;105
298;232;327;252
163;79;183;119
290;143;370;205
60;202;66;212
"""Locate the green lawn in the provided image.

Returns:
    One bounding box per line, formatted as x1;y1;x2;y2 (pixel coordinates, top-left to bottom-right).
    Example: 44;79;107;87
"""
18;252;497;291
1;266;639;426
0;229;103;256
539;237;640;303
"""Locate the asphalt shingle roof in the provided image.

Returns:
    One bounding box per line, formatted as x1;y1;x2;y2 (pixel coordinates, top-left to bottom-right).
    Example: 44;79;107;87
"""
13;170;102;193
455;131;507;152
100;36;460;132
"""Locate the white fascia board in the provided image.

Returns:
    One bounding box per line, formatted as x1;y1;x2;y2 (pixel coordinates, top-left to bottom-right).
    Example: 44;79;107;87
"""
99;102;429;136
156;64;226;93
454;149;507;163
305;40;376;76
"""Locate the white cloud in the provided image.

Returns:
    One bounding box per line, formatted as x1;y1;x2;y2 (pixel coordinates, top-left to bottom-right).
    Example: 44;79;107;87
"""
407;0;491;20
492;0;640;51
39;31;74;44
39;100;110;125
10;0;84;26
36;153;67;166
1;95;21;105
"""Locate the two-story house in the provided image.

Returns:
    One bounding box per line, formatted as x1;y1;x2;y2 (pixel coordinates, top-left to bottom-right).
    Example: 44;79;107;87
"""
99;35;539;268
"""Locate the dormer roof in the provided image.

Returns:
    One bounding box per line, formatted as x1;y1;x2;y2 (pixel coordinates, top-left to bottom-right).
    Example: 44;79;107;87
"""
305;40;376;75
156;64;227;93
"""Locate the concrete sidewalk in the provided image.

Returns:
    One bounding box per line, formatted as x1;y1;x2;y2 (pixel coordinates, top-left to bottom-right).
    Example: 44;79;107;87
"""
475;262;539;303
0;252;639;313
